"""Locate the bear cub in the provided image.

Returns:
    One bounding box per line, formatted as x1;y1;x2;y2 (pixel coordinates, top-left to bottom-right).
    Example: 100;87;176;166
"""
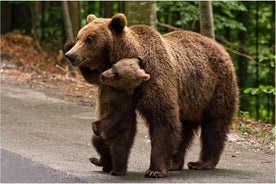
90;58;150;176
92;57;150;135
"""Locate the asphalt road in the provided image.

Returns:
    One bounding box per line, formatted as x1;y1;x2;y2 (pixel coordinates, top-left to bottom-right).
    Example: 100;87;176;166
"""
1;84;275;183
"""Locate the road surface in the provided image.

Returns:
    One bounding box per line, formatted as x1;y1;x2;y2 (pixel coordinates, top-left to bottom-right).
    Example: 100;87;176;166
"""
1;84;275;183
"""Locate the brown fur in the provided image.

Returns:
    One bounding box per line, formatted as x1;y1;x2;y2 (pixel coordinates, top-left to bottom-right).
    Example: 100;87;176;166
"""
65;13;239;178
90;58;150;176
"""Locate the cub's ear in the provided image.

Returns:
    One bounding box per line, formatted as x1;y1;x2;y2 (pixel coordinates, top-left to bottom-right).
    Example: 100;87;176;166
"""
64;40;75;52
108;13;127;34
87;14;97;23
137;69;150;81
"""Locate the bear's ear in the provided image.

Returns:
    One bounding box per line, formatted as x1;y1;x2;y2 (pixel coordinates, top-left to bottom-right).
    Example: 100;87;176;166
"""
87;14;97;23
108;13;127;34
137;69;150;81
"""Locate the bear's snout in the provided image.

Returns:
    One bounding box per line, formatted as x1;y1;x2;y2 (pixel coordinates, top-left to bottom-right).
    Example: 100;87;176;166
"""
65;52;77;62
100;74;112;85
65;52;84;66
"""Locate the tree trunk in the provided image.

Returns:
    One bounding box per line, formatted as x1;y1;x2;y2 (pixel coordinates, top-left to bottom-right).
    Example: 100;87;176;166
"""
29;2;46;54
101;1;113;18
199;1;215;39
61;1;73;40
10;3;32;34
119;1;125;13
30;2;41;32
125;1;157;29
255;1;259;120
1;2;11;34
270;2;275;123
68;1;81;37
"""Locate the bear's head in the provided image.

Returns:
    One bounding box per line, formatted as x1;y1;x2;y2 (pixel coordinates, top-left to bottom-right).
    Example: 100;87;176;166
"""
100;58;150;92
65;13;135;70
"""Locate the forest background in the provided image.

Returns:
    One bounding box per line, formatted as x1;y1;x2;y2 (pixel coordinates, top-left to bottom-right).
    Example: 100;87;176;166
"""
1;1;275;125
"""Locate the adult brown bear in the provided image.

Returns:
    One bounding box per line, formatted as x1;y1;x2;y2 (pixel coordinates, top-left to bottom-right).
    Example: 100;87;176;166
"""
65;13;239;178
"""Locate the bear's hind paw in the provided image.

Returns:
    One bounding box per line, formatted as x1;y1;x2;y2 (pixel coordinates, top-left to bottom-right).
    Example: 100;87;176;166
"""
169;162;184;171
187;161;216;170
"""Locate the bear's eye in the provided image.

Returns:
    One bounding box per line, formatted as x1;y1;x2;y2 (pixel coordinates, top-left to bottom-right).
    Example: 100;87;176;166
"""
85;36;93;44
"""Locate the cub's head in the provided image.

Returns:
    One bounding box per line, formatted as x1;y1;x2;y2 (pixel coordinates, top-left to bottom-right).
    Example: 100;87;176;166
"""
64;13;128;69
100;58;150;91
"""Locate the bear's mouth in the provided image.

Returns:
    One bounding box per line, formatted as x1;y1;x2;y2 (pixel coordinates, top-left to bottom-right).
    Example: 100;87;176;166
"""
101;79;111;85
100;77;112;85
71;58;87;67
102;81;111;85
71;58;101;70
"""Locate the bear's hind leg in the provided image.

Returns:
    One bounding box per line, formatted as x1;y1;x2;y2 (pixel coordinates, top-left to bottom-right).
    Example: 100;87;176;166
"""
188;118;228;170
109;121;136;176
91;135;113;173
170;121;199;171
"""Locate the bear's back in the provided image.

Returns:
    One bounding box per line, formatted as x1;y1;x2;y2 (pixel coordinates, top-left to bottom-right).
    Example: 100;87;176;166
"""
129;26;237;122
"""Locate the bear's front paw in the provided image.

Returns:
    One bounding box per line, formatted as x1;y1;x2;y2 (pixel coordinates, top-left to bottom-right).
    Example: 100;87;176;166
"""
187;161;216;170
145;169;168;178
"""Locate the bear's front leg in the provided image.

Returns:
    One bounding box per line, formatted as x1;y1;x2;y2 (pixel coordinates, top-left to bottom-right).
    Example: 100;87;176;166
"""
143;104;182;178
169;121;199;171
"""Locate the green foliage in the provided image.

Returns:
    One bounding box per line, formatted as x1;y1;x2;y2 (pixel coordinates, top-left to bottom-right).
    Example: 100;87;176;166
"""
212;2;247;32
157;1;199;32
212;1;247;17
244;85;275;96
259;53;275;68
213;15;247;31
5;1;274;123
157;1;275;123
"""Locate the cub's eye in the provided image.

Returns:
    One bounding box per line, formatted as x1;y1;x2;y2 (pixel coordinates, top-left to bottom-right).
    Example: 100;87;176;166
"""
114;72;121;80
85;36;93;44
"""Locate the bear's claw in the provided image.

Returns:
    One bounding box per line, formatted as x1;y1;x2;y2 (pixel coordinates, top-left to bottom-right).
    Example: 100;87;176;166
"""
145;169;168;178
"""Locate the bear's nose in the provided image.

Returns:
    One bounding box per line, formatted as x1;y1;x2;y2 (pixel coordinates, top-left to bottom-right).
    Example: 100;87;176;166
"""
100;74;105;81
65;52;77;61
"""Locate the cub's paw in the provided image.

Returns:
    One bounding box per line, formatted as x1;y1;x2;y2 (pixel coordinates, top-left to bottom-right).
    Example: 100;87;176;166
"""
89;157;103;166
145;169;168;178
64;40;75;52
187;161;216;170
92;122;101;136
